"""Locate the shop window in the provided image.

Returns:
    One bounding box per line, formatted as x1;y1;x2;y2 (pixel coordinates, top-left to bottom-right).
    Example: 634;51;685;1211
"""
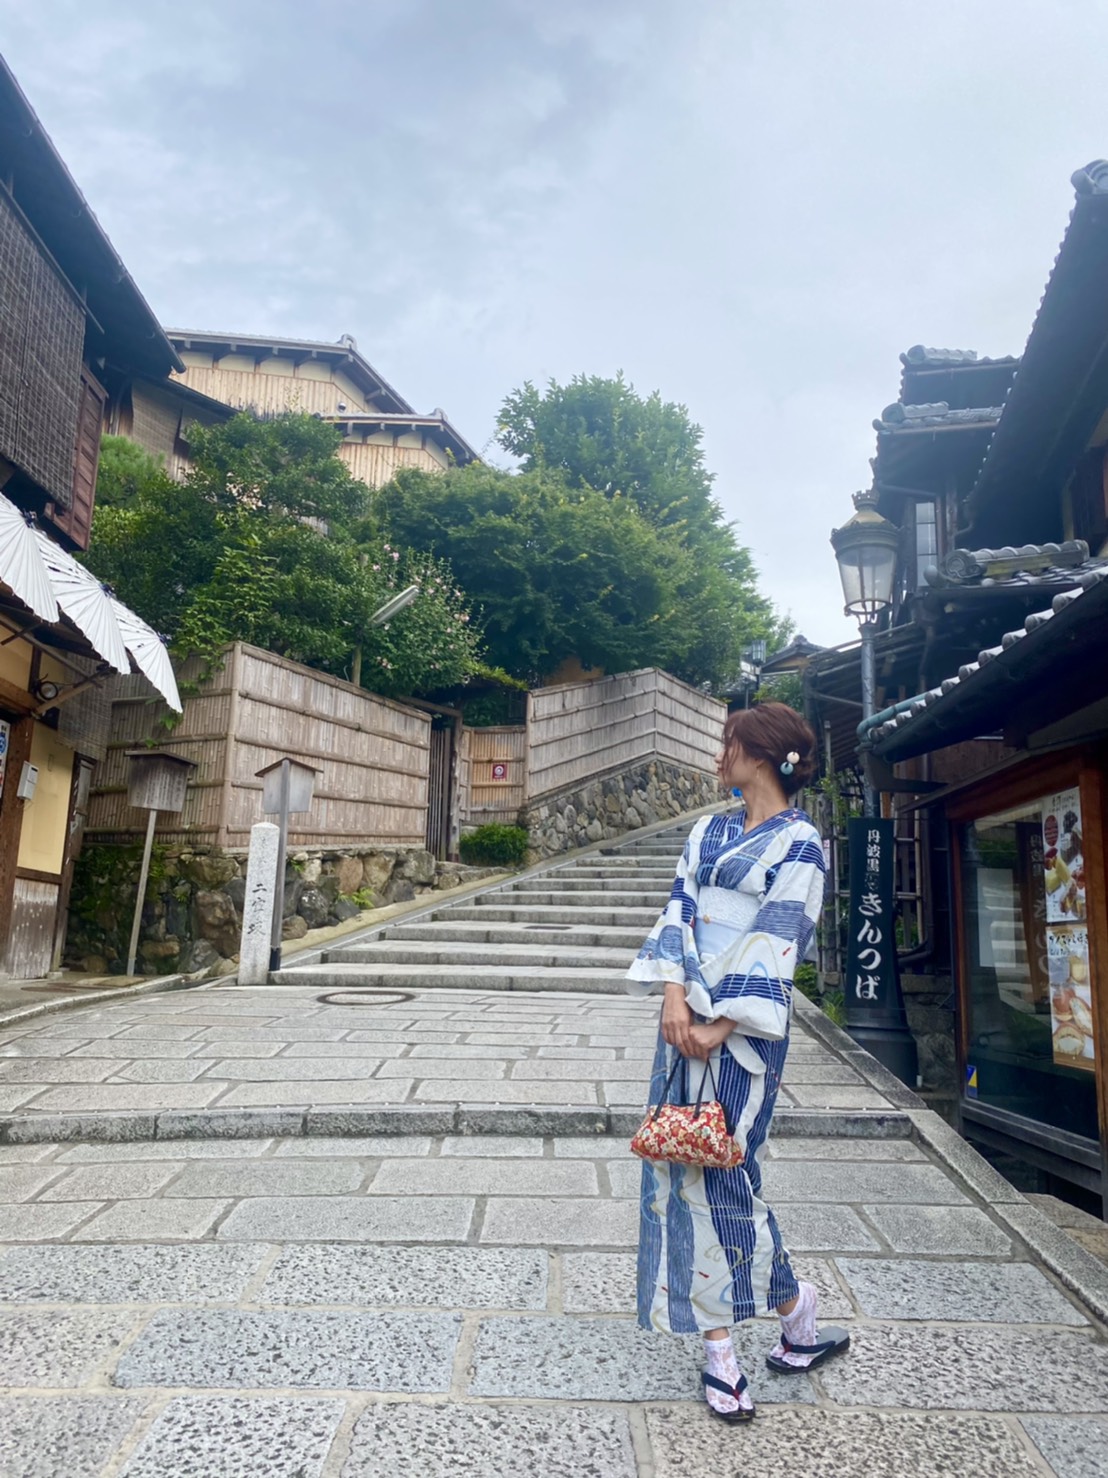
960;787;1097;1141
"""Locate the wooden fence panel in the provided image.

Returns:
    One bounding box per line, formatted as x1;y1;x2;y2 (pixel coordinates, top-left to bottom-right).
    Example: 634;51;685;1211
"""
526;668;723;802
654;670;727;772
527;670;659;799
87;644;432;852
460;726;527;825
86;662;229;846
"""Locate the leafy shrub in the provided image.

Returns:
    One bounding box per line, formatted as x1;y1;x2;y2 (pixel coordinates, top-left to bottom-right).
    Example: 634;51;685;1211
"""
793;960;846;1028
460;824;530;868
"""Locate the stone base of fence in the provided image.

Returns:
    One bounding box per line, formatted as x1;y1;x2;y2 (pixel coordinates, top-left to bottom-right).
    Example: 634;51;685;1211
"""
66;843;499;979
520;758;720;859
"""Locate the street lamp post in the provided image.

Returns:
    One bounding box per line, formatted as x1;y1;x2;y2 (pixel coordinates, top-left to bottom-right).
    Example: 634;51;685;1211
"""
830;488;900;815
351;585;421;688
830;489;919;1086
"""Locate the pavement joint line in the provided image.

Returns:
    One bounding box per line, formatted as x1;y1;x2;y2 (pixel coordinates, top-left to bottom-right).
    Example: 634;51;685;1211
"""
449;1311;483;1400
470;1193;488;1244
547;1251;564;1316
97;1394;169;1478
316;1391;364;1478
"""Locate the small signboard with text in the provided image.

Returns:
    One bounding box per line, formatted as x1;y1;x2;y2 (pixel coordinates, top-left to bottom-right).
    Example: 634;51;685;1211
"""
845;816;897;1015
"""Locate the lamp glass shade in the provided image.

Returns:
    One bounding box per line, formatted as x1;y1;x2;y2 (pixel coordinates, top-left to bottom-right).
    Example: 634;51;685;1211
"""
831;497;900;620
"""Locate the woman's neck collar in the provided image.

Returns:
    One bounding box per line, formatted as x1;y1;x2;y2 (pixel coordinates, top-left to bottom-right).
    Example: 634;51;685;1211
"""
739;774;792;831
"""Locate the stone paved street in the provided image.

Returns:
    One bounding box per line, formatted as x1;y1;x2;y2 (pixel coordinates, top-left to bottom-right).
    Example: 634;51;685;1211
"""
0;824;1105;1475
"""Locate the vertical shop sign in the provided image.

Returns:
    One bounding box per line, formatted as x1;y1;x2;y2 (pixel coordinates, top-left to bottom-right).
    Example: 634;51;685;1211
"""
1041;787;1094;1071
0;719;10;802
845;817;897;1013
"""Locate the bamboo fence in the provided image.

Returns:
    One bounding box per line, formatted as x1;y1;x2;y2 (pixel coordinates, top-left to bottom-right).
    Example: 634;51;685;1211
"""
86;643;431;850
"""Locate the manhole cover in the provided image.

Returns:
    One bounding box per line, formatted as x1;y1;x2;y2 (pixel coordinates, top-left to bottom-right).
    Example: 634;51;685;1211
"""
316;990;415;1007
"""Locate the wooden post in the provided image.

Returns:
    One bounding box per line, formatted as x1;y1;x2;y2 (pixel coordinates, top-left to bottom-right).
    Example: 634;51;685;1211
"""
126;808;158;977
268;758;291;973
0;716;34;969
1078;754;1108;1219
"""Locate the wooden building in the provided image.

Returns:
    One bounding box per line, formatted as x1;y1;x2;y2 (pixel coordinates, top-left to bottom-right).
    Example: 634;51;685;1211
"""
812;160;1108;1209
0;57;183;978
160;329;476;486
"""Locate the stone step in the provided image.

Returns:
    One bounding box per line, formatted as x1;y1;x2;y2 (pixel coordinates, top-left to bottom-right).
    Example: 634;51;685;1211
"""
511;876;671;894
606;847;683;860
381;922;648;950
270;963;630;993
554;866;674;880
611;834;688;845
441;904;659;926
484;889;666;910
325;942;634;968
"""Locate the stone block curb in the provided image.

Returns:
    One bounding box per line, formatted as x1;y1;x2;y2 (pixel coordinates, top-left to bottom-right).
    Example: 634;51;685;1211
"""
0;1102;915;1146
900;1108;1108;1328
989;1199;1108;1328
906;1109;1026;1205
787;996;1108;1326
457;1105;609;1135
792;993;928;1111
0;971;197;1031
305;1106;456;1136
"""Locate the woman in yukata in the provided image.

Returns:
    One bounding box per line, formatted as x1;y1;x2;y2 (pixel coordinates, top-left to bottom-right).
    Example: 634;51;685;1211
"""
626;702;849;1423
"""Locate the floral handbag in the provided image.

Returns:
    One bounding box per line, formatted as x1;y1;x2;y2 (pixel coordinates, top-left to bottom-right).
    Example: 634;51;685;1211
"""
631;1055;744;1170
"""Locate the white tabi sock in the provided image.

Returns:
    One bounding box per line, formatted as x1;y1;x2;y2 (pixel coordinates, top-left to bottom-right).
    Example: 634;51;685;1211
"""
771;1280;819;1369
702;1334;753;1414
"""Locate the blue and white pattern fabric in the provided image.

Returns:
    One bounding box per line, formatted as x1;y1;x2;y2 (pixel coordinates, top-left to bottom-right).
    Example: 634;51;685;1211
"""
627;809;826;1061
626;808;826;1334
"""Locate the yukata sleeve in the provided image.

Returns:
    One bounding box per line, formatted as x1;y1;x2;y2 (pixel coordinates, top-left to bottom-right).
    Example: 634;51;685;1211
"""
624;818;705;997
704;827;826;1040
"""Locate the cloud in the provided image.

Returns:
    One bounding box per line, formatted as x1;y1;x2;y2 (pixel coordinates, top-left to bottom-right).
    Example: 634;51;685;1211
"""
2;0;1106;647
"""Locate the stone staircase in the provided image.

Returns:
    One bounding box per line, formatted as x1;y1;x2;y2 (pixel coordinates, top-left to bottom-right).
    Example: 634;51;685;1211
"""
271;822;695;994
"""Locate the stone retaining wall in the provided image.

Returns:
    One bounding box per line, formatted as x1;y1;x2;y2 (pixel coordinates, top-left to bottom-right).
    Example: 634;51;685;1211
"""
520;758;719;859
65;844;498;979
901;970;958;1097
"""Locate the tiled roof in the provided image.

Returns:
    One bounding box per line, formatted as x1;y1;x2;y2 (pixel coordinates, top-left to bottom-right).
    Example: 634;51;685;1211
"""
874;402;1003;433
762;634;824;670
899;345;1019;369
924;539;1106;590
868;566;1108;747
967;160;1108;518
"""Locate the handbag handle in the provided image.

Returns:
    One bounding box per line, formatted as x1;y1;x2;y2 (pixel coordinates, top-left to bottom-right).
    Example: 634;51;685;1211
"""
650;1055;686;1122
651;1051;721;1122
691;1055;720;1117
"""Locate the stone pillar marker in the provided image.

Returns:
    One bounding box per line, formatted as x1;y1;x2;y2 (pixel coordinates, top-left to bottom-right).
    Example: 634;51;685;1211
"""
238;822;280;986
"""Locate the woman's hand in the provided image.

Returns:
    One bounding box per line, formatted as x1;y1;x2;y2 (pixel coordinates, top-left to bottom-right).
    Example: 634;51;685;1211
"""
684;1019;735;1061
661;983;696;1057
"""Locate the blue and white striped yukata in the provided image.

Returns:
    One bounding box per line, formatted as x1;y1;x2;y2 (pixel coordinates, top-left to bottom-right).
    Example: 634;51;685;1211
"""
626;809;826;1333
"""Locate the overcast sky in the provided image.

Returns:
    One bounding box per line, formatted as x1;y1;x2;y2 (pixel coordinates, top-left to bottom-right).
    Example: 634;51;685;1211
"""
2;1;1105;647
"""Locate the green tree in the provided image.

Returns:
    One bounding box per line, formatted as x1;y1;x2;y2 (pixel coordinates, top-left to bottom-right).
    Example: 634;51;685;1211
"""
86;418;481;699
498;372;723;545
377;461;702;683
494;374;781;687
92;435;176;510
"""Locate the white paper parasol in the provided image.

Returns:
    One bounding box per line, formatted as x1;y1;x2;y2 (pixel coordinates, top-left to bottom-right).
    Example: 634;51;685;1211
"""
33;529;129;672
109;597;182;712
0;494;59;623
